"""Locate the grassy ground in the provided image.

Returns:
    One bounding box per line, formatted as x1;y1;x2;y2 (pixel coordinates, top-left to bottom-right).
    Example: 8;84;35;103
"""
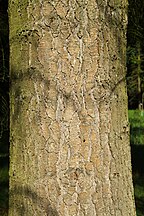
129;110;144;216
129;110;144;145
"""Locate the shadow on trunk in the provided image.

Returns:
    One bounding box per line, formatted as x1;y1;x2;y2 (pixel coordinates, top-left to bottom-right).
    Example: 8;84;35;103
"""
9;185;59;216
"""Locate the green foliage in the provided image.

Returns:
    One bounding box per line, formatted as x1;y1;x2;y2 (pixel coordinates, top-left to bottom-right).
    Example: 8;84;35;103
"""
127;0;144;109
127;46;138;65
126;44;144;108
127;0;144;42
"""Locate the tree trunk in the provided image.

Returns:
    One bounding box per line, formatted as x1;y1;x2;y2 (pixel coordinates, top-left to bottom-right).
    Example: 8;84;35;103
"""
9;0;136;215
137;42;142;110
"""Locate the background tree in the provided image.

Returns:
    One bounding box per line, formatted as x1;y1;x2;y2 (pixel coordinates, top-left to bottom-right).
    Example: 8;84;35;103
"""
127;0;144;109
9;0;136;215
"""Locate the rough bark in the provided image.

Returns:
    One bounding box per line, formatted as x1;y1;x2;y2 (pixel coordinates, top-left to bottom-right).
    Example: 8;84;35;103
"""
9;0;136;215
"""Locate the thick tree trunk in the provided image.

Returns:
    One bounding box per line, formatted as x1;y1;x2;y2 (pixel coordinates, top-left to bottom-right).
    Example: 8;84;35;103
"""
9;0;136;215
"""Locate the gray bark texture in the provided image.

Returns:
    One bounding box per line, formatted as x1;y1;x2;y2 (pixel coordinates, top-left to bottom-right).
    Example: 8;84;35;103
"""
9;0;136;215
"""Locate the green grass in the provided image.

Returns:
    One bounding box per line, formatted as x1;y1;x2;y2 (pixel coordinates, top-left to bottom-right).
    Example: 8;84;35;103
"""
129;110;144;216
129;110;144;145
